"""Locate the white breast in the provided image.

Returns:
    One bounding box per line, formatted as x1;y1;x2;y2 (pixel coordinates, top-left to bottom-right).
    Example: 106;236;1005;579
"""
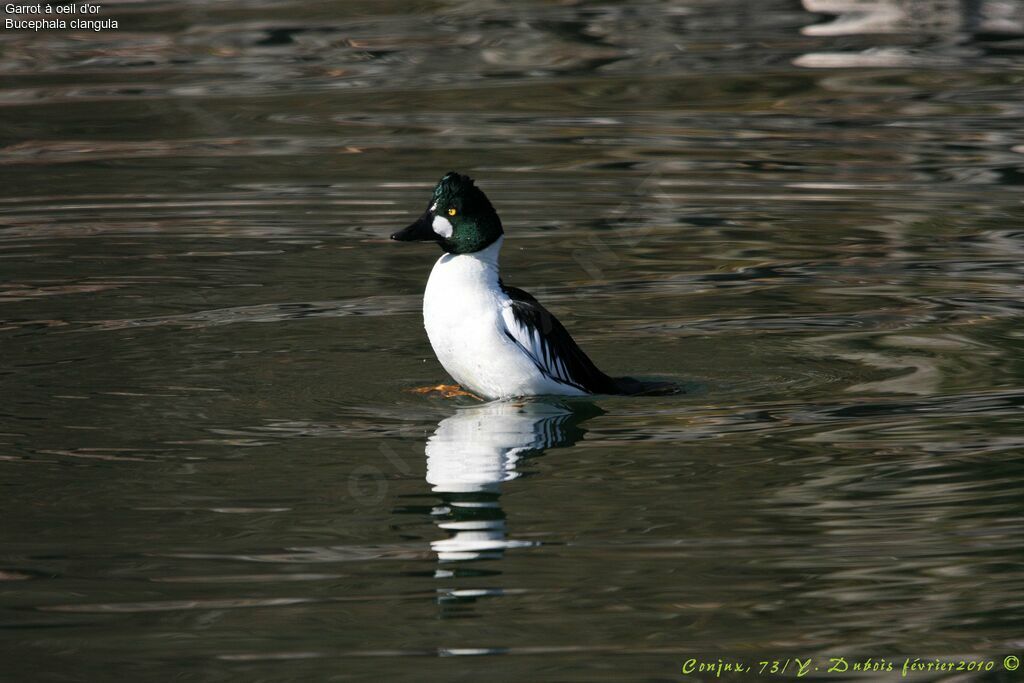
421;238;585;399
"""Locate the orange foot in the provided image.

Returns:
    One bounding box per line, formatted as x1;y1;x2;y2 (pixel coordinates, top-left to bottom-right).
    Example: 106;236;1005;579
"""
407;384;482;400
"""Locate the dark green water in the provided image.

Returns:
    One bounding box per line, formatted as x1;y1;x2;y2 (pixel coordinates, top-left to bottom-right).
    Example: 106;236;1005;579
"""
2;1;1024;681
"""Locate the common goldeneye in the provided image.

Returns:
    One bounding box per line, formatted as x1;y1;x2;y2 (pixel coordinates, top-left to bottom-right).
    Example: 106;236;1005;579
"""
392;172;664;400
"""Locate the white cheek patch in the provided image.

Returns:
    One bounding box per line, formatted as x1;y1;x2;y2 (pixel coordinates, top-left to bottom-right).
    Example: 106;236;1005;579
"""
432;214;453;238
430;202;438;212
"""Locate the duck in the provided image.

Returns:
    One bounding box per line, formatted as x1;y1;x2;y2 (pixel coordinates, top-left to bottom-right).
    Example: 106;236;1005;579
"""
391;172;669;400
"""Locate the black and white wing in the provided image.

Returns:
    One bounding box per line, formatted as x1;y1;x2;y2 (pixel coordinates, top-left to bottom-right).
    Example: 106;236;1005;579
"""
499;284;620;394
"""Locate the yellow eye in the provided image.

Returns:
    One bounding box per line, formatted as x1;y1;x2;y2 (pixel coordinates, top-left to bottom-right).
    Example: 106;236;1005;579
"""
447;207;457;216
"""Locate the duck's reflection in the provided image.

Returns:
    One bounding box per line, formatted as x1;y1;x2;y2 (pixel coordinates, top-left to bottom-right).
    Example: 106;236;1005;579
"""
423;399;601;575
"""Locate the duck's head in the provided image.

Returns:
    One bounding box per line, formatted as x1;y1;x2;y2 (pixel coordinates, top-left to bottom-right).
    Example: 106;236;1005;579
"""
391;172;503;254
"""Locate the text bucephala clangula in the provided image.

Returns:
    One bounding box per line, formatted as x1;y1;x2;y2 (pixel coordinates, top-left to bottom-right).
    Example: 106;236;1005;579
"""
392;172;664;400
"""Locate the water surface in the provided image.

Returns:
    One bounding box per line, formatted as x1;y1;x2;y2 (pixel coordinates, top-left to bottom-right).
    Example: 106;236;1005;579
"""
2;1;1024;680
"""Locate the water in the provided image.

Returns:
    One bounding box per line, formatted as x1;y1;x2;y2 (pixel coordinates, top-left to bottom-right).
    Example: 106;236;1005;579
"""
2;0;1024;680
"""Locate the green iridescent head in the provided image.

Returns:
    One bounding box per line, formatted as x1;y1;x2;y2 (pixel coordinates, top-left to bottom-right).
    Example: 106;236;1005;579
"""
391;172;504;254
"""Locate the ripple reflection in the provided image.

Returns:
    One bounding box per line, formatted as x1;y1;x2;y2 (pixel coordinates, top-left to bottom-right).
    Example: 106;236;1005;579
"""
420;400;602;603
